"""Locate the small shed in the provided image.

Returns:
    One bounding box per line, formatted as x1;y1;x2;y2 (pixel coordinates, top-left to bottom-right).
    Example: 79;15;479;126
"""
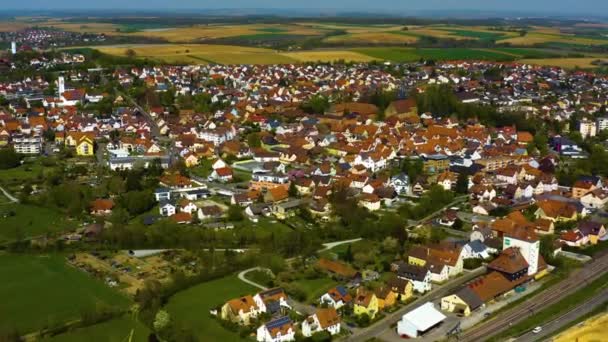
397;302;446;338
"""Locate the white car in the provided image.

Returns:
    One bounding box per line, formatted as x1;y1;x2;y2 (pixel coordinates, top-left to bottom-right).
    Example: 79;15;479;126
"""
532;326;542;334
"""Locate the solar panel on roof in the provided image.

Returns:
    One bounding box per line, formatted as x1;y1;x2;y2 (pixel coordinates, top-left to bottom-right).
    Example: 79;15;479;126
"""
266;316;291;329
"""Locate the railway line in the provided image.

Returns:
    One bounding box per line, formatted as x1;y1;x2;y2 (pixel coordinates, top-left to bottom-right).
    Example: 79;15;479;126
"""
459;253;608;341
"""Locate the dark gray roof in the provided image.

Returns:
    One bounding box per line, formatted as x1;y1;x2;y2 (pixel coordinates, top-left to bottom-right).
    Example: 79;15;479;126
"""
455;286;484;311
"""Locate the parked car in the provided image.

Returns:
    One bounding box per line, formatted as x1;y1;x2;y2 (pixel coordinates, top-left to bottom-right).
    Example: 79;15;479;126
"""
532;326;542;334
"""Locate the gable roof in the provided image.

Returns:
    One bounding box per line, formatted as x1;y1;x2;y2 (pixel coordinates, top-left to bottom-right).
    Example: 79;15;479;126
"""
487;247;529;275
315;308;340;329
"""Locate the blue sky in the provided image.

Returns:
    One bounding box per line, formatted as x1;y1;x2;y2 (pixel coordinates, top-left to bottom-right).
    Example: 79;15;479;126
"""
3;0;608;15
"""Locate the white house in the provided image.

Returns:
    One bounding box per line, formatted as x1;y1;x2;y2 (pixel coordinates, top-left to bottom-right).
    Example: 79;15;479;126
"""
580;189;608;209
159;201;177;217
301;308;341;338
390;173;410;195
256;317;295;342
319;286;351;309
396;264;432;293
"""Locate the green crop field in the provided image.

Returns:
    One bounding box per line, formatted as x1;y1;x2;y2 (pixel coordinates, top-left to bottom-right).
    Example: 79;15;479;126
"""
0;254;131;334
164;275;257;341
353;47;421;62
440;29;507;41
0;204;77;243
354;47;516;62
41;315;149;342
489;48;562;58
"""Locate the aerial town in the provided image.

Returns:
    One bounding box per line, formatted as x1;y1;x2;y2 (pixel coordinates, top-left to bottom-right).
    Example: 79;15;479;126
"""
2;5;608;342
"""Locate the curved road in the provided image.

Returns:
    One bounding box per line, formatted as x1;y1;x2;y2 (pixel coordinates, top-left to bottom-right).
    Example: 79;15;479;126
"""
238;267;270;291
0;186;18;203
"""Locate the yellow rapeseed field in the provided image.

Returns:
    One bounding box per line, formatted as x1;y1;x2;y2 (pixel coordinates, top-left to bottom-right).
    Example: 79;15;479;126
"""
554;312;608;342
285;50;377;62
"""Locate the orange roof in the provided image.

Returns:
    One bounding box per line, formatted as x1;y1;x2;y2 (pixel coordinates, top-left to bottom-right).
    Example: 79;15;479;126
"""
487;247;529;274
267;186;289;202
227;295;258;314
469;271;529;302
170;212;192;223
315;308;340;329
90;199;114;212
317;258;357;278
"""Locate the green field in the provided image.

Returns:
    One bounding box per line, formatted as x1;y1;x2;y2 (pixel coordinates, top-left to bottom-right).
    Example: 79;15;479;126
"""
42;315;149;342
256;27;288;33
244;270;274;287
354;47;516;62
0;254;131;334
490;47;562;58
294;277;339;302
0;160;56;185
0;204;76;243
233;33;310;40
440;29;507;41
164;275;257;341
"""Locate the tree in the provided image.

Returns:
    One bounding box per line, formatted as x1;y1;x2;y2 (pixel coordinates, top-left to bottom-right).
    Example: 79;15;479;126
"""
0;149;21;169
455;172;469;194
125;49;137;58
288;182;298;197
381;236;399;254
301;95;330;114
120;191;155;216
344;244;354;262
227;205;244;222
153;310;171;333
247;133;261;148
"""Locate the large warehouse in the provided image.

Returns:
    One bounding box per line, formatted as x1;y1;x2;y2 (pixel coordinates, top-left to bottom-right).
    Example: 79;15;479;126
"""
397;302;447;338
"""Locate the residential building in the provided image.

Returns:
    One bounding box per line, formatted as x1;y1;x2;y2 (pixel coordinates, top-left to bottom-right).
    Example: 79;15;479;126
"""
301;308;341;337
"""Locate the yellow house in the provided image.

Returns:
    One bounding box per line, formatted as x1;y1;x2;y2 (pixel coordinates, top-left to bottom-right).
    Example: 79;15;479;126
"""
184;153;199;168
220;295;260;325
375;287;397;311
535;200;578;222
441;294;472;317
76;135;94;156
386;276;413;302
353;292;379;319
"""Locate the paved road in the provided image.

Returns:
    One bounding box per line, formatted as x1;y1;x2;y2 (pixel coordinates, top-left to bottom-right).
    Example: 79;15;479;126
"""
238;267;270;290
0;186;18;203
320;238;362;251
459;252;608;342
347;266;487;342
515;287;608;342
116;90;160;138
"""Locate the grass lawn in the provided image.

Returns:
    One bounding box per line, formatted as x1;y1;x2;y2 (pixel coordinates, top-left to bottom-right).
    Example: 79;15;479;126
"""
0;204;77;243
165;275;257;341
244;269;274;287
238;217;293;240
0;254;131;334
0;158;58;186
294;277;339;302
41;315;150;342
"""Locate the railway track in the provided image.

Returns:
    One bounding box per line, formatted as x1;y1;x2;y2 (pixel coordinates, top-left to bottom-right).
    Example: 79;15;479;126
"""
459;253;608;341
